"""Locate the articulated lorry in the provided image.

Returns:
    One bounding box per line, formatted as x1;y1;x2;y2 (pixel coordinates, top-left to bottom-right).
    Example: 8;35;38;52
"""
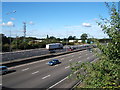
46;43;63;50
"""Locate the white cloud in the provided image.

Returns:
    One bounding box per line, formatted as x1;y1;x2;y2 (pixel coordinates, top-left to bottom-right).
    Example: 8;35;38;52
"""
7;21;14;26
0;21;14;26
29;21;34;25
10;17;16;20
82;23;91;27
1;22;6;26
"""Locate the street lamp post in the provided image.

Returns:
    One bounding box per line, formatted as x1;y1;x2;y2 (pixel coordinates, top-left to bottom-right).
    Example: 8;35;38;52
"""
9;27;12;52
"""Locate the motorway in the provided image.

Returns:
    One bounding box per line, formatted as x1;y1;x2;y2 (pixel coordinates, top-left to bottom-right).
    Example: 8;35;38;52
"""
2;49;97;89
1;45;83;62
1;47;68;62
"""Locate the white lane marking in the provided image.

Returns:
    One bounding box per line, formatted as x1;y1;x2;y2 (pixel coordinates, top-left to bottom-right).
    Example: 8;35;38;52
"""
87;57;89;59
78;61;81;63
74;71;78;74
0;84;2;85
61;58;64;60
91;58;99;63
69;59;72;61
47;76;68;89
8;50;87;69
22;68;29;71
32;71;39;74
65;66;70;69
86;54;88;55
72;55;74;57
42;75;51;79
79;56;81;58
55;65;58;67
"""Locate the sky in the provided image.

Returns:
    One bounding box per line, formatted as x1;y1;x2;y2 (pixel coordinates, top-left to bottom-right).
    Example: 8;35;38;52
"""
1;2;119;39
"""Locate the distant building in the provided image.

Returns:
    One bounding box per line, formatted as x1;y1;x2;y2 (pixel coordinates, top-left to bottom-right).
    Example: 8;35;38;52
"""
78;40;82;43
69;40;76;42
34;40;43;42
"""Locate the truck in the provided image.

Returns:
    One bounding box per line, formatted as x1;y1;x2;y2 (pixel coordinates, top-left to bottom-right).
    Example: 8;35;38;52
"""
46;43;63;50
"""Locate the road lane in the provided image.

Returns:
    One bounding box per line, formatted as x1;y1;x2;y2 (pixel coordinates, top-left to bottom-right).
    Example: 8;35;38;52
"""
2;50;96;88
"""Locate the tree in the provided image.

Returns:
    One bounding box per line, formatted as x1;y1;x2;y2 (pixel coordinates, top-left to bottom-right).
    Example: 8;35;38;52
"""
71;2;120;88
47;35;49;39
81;33;88;43
49;36;56;39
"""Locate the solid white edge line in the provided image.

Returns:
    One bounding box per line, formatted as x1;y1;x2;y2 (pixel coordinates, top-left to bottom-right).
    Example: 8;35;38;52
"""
42;75;51;79
47;76;68;89
65;66;70;69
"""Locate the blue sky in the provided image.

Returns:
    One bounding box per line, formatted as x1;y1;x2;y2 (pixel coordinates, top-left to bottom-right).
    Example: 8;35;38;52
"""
1;2;119;39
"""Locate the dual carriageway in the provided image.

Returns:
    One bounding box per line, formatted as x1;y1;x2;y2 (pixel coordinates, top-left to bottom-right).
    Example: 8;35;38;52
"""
1;44;98;89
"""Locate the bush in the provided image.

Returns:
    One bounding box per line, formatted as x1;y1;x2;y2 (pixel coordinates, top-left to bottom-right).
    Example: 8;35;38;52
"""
2;44;10;52
70;2;120;88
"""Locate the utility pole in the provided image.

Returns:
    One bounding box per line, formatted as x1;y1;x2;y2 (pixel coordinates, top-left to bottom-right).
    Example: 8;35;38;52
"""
23;22;26;42
23;22;26;50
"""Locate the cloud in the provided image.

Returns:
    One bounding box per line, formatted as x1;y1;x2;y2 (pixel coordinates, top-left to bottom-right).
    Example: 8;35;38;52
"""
0;21;14;26
10;17;16;20
82;23;91;27
7;21;14;26
0;22;6;26
29;21;34;25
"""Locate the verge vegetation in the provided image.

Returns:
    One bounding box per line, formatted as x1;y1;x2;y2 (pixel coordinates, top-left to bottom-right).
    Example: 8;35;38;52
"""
70;2;120;88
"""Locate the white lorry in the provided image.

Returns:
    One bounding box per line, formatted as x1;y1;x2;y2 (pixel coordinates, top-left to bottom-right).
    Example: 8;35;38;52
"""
46;43;63;50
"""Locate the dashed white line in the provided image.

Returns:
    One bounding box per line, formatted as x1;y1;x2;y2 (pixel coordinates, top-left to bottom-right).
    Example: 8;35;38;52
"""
69;59;72;61
87;57;89;59
86;54;88;55
79;56;81;58
55;65;58;67
78;61;81;63
0;84;2;85
32;71;39;74
8;50;87;69
22;68;29;71
42;75;51;79
65;66;70;69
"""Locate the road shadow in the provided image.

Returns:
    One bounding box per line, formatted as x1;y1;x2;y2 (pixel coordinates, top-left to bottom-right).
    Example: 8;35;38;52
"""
2;70;16;75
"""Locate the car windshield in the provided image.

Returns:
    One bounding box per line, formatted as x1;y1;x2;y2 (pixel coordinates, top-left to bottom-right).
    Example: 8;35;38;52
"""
49;61;53;63
2;67;7;70
53;60;58;61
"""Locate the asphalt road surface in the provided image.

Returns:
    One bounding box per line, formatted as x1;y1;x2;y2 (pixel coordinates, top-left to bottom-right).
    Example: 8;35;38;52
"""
2;49;97;89
1;45;85;62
